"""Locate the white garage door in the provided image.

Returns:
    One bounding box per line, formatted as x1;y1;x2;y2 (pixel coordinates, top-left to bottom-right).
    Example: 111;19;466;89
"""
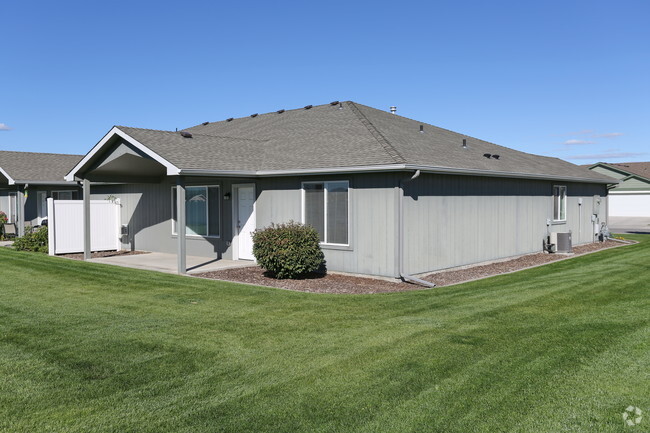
609;193;650;217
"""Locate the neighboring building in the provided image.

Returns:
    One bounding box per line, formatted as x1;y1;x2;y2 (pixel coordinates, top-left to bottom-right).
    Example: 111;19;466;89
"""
586;162;650;218
65;101;615;277
0;151;83;235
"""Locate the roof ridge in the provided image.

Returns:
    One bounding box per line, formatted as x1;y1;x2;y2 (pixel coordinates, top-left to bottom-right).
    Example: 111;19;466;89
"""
184;101;344;130
346;101;406;164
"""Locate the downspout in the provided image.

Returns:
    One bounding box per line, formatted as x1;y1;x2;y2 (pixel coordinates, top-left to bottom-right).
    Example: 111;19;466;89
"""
398;170;436;287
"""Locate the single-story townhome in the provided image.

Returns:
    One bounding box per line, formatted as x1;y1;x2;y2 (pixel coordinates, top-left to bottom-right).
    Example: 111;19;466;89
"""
65;101;616;278
0;151;83;236
586;162;650;218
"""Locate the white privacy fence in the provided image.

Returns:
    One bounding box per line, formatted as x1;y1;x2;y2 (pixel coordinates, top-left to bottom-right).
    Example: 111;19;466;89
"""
47;198;121;255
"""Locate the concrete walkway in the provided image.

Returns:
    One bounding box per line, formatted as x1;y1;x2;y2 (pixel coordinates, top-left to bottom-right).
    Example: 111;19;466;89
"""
609;216;650;234
0;241;14;247
89;252;256;275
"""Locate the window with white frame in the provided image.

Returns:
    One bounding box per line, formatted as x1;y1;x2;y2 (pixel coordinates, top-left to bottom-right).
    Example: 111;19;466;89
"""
553;185;567;221
303;181;349;245
52;190;78;200
172;186;220;237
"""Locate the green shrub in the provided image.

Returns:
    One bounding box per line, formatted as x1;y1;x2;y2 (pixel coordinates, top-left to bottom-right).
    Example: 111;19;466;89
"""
13;226;49;253
252;221;325;279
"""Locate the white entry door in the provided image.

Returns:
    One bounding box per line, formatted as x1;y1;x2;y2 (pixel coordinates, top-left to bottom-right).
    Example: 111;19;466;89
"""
37;191;48;224
234;185;256;260
8;192;17;223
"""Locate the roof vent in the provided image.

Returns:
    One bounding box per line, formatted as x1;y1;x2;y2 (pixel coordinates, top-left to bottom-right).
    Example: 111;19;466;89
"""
250;113;258;118
180;131;193;138
419;125;424;134
483;153;492;158
492;154;500;159
304;105;313;109
202;121;209;125
462;139;467;149
330;100;339;105
338;102;343;109
277;109;285;114
226;117;234;122
390;106;397;114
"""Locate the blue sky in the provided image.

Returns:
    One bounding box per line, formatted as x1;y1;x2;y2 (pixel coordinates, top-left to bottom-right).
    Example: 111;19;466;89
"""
1;0;648;164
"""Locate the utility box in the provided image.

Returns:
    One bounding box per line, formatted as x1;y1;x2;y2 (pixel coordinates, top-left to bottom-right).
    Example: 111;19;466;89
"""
593;195;601;216
551;232;573;253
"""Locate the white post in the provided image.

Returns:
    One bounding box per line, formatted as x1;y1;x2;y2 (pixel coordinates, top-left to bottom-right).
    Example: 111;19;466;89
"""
83;179;91;260
115;198;121;251
47;198;55;255
177;176;186;274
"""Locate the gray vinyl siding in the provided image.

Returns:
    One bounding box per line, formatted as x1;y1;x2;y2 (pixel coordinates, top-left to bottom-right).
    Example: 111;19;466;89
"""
0;185;81;227
402;174;608;275
590;166;627;180
85;172;607;279
256;174;398;277
616;176;650;191
90;178;248;259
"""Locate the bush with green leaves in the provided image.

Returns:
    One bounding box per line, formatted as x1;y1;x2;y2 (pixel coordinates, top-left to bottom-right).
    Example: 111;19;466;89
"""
252;221;325;279
13;226;49;253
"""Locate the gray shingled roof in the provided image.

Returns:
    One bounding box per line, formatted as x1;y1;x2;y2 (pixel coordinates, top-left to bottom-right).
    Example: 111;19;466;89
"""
106;101;613;182
0;150;83;184
591;162;650;181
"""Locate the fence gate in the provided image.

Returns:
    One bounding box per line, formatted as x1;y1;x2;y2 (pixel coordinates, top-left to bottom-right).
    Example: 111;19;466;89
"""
47;198;121;255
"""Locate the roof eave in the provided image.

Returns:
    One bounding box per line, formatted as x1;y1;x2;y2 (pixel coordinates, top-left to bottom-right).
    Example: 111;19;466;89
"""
13;180;77;186
0;167;16;185
179;164;616;184
65;126;181;181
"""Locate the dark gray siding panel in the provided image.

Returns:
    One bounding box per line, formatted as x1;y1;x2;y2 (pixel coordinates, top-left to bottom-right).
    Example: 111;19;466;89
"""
403;174;609;275
257;173;398;277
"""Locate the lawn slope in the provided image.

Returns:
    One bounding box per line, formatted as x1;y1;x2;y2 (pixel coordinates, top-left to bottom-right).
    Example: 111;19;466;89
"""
0;236;648;433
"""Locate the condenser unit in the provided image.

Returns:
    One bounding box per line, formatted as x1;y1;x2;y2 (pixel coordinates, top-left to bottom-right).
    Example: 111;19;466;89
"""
550;232;572;253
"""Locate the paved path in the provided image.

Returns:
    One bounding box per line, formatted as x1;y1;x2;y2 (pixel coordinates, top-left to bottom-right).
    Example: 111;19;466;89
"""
609;216;650;234
89;252;256;275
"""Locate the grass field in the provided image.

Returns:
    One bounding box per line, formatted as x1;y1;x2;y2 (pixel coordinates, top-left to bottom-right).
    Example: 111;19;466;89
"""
1;235;648;433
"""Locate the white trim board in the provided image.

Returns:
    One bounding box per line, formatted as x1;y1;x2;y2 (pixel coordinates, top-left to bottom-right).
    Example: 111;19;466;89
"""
65;126;180;181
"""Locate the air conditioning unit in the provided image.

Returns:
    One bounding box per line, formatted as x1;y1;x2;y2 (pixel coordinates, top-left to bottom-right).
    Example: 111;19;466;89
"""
550;232;572;253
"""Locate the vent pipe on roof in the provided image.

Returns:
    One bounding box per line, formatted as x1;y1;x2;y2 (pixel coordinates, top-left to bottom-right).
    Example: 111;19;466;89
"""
390;106;397;114
462;139;467;149
419;125;424;134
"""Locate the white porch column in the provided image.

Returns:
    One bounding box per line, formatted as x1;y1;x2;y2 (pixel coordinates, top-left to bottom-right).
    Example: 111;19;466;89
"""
17;186;25;237
83;178;91;260
176;176;186;274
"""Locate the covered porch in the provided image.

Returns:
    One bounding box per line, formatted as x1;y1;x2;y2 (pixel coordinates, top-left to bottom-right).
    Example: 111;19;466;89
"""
65;126;258;274
88;252;255;275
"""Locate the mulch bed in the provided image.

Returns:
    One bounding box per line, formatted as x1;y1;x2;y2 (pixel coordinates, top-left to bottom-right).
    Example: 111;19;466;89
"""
422;240;624;287
195;240;630;294
61;250;150;260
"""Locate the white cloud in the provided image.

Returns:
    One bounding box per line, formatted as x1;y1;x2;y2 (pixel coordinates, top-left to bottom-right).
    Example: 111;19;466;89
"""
563;139;594;145
0;123;11;131
567;152;647;160
593;132;624;138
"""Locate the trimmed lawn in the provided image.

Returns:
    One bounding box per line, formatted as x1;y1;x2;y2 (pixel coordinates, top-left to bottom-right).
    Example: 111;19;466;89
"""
0;236;648;433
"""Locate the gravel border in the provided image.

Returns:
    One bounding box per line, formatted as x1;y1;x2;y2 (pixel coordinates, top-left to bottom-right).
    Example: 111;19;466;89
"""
194;240;632;294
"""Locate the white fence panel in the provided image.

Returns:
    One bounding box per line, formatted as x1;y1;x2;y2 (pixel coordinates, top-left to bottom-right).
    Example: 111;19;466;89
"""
48;198;120;255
